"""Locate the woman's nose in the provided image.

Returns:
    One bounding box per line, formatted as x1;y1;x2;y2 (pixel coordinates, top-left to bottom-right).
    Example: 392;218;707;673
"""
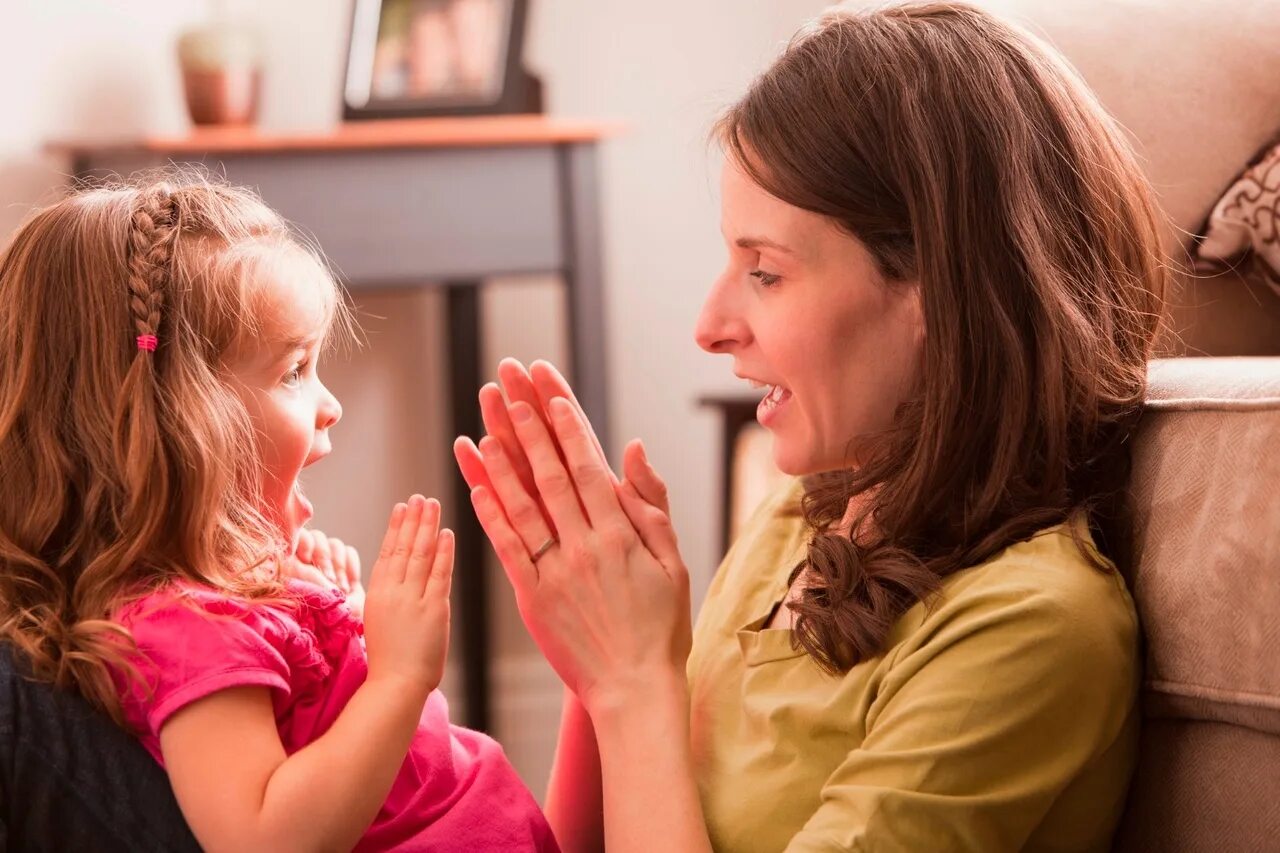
695;273;751;354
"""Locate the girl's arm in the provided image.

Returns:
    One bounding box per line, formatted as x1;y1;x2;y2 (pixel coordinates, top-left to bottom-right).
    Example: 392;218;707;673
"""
160;496;453;852
160;676;427;852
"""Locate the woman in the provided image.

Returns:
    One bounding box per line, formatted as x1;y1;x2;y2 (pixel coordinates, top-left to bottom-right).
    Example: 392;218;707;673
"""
455;2;1167;851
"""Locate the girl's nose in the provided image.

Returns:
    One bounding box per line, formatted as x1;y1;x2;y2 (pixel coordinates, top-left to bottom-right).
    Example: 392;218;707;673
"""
318;384;342;430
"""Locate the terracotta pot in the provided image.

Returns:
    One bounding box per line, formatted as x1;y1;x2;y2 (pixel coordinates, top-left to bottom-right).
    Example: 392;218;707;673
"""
181;67;260;126
178;22;261;126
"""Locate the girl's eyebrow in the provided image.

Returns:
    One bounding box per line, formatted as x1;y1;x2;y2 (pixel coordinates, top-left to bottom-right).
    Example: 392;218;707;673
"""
272;335;319;360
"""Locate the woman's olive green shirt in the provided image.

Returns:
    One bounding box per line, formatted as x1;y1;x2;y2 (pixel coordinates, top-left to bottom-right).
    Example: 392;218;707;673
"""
686;481;1139;852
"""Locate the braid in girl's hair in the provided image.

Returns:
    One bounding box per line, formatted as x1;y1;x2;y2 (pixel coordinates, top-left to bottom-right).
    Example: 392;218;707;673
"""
113;185;180;555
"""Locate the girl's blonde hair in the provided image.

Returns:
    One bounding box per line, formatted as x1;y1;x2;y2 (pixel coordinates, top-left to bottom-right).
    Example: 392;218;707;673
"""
0;172;354;723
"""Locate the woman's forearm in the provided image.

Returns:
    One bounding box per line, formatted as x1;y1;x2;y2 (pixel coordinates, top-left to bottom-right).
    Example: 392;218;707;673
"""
588;672;713;853
545;688;606;853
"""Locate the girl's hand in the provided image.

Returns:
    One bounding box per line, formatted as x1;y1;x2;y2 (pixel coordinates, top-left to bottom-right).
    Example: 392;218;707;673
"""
461;388;691;714
288;528;367;618
362;496;455;694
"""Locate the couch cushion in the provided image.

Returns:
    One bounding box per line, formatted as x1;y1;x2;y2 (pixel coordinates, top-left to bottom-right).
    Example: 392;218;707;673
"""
1132;357;1280;732
1118;357;1280;850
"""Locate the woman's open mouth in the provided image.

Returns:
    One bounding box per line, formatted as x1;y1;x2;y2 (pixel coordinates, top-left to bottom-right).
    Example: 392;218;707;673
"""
756;383;793;427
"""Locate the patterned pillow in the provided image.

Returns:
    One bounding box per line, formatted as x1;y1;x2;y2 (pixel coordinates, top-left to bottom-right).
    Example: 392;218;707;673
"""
1195;140;1280;299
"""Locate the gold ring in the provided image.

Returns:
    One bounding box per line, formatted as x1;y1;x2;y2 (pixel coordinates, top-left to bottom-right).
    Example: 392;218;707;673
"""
530;537;557;562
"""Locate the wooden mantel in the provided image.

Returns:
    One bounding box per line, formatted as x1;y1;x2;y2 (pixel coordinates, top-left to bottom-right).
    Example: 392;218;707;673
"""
50;115;623;158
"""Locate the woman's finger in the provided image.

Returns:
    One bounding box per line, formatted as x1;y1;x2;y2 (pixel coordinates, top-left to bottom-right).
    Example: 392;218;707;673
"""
478;434;557;553
529;360;615;484
454;436;493;493
547;397;627;530
405;498;441;595
372;503;409;585
622;439;671;516
508;401;590;538
480;381;554;523
470;485;539;591
616;481;683;570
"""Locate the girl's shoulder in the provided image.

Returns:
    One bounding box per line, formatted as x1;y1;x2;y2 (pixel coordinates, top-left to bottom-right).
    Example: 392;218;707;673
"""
114;578;360;661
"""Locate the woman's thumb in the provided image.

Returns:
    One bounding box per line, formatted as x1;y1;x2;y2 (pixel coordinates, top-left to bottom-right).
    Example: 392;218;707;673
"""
622;439;670;516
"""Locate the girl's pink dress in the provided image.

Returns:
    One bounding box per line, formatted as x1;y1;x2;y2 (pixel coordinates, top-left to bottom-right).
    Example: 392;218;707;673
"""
112;580;558;852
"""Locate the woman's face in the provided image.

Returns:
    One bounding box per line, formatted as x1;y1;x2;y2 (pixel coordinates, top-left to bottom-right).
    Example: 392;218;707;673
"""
696;158;925;476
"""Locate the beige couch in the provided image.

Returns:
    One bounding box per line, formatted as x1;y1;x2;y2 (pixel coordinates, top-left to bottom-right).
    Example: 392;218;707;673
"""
1116;357;1280;850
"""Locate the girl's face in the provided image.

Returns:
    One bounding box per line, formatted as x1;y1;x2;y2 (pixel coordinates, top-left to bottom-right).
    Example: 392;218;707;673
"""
696;158;925;476
226;262;342;549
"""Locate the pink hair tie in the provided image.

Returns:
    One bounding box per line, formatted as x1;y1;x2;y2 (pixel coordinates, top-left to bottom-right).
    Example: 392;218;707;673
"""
136;334;158;352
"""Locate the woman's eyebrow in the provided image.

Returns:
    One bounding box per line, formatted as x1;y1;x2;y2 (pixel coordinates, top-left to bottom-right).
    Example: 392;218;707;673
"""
735;236;797;256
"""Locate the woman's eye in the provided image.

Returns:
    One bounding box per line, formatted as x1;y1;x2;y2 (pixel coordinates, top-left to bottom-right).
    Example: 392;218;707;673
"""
749;269;781;287
283;363;305;387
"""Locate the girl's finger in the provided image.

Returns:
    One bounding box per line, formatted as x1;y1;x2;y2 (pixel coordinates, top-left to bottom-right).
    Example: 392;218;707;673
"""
344;545;361;590
426;528;455;602
547;397;627;529
622;439;671;516
529;360;615;483
471;485;539;591
405;498;441;595
311;530;336;582
392;496;426;581
508;401;589;538
328;537;350;592
372;503;409;585
478;435;557;554
295;529;315;564
290;561;333;589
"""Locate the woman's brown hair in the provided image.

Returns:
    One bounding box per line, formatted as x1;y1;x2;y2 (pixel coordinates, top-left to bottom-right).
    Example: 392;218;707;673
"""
715;1;1168;673
0;172;354;722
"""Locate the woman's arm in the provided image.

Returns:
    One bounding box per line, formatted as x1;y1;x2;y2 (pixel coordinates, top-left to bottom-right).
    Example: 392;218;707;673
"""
459;362;713;852
544;688;605;853
589;671;711;853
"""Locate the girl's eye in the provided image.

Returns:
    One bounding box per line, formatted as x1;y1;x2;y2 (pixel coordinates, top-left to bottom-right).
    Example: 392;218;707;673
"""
749;269;781;287
283;362;306;387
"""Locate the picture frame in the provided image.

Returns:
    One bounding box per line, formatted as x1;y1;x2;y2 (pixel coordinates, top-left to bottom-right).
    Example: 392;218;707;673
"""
342;0;541;121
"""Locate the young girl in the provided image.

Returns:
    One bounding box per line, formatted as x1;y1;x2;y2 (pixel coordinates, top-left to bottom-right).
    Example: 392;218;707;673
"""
0;175;558;851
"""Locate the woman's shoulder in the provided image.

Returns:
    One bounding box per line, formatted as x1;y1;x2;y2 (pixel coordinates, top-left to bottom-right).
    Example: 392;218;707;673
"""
894;519;1139;683
939;519;1134;623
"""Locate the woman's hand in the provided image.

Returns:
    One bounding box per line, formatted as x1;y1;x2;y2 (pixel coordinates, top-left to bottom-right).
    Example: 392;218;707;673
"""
455;364;691;714
286;528;366;619
362;496;455;695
